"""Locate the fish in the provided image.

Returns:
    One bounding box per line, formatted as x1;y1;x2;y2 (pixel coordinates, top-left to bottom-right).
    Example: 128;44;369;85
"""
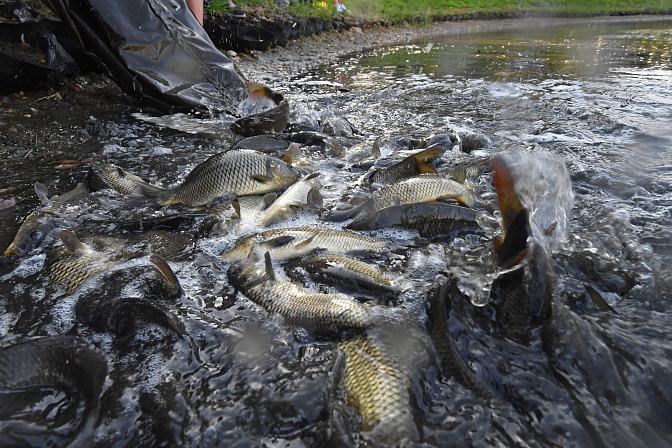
222;226;393;261
47;229;124;294
366;145;445;185
227;253;384;334
232;83;290;137
260;172;323;227
232;135;291;152
5;182;91;256
86;163;154;195
0;335;107;447
323;174;473;222
338;335;417;441
285;254;399;297
346;201;481;238
137;149;300;206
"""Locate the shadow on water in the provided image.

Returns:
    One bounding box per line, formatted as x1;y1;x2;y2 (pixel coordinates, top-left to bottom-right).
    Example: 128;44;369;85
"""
1;16;672;447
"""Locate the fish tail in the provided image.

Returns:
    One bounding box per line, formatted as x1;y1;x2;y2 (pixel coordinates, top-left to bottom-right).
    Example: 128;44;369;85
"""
137;182;172;205
321;199;370;222
490;156;524;233
413;144;446;174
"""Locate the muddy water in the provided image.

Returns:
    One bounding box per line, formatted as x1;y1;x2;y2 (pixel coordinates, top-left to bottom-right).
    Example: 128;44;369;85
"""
1;17;672;448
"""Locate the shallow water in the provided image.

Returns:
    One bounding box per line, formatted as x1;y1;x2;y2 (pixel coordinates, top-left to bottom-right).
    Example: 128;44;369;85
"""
1;16;672;448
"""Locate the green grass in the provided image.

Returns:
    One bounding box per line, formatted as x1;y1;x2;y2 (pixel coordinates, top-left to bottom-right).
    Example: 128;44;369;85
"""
226;0;672;21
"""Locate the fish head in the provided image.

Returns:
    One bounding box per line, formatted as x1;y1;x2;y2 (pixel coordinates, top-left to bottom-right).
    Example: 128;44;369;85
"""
266;157;300;188
227;260;266;290
4;210;58;257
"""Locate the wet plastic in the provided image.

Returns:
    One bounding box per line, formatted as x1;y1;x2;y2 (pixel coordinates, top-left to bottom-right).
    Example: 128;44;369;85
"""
43;0;248;114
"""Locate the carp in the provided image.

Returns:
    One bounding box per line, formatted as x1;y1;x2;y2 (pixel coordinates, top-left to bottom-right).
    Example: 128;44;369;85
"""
138;149;300;206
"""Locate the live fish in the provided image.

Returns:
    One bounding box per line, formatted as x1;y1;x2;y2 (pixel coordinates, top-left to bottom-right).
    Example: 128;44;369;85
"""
366;145;445;185
5;182;91;256
86;163;154;195
227;253;385;334
0;335;107;447
285;254;399;297
324;174;473;222
138;149;300;206
347;201;481;238
222;226;393;261
260;172;322;227
47;230;124;294
339;335;417;441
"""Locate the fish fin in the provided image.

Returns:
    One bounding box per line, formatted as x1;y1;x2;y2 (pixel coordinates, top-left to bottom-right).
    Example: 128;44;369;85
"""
295;235;316;250
115;167;126;178
372;137;381;159
267;235;296;248
585;285;618;314
495;208;529;269
58;229;92;256
280;153;292;164
302;172;320;181
137;182;171;205
286;143;301;163
34;181;50;204
262;193;277;210
321;200;369;222
413;145;445;174
491;156;524;234
264;251;276;282
229;194;241;218
306;186;323;208
149;254;182;297
246;82;272;99
251;175;274;184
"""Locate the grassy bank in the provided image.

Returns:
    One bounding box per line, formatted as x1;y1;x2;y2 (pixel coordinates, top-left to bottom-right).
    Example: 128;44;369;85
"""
228;0;672;21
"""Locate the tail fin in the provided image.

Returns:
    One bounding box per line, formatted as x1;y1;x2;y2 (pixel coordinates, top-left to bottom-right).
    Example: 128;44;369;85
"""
412;144;445;174
137;182;171;205
321;200;369;222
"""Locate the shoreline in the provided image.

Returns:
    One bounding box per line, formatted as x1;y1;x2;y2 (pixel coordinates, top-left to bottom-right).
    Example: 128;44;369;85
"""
234;14;672;87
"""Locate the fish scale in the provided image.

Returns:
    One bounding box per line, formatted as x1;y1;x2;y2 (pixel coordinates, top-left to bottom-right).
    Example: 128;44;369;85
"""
222;226;391;260
372;174;472;210
47;247;119;294
143;150;299;206
228;261;381;333
339;336;416;439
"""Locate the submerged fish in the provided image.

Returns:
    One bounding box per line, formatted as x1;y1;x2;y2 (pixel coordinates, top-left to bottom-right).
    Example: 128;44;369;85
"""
285;254;399;297
347;201;481;238
228;254;384;334
222;226;393;261
5;182;91;256
86;163;154;195
0;335;107;447
138;149;300;206
366;145;445;185
339;335;417;441
260;172;323;227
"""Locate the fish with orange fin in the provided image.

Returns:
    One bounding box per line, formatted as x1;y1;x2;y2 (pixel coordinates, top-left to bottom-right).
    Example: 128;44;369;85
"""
366;145;446;185
490;156;529;269
232;83;289;136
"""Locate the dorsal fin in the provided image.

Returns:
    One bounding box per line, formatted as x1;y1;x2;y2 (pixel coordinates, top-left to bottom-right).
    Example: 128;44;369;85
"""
306;186;323;208
150;254;182;297
264;251;276;282
58;229;92;256
229;194;241;218
372;138;381;159
262;193;277;210
34;181;50;204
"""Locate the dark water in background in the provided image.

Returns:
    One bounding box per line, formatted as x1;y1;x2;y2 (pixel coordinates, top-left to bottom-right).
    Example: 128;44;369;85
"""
1;16;672;447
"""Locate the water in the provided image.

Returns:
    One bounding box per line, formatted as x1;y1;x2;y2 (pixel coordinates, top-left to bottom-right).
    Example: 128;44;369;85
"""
1;16;672;447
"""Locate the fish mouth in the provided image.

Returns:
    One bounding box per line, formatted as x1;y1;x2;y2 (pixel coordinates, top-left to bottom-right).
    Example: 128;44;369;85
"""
4;246;22;256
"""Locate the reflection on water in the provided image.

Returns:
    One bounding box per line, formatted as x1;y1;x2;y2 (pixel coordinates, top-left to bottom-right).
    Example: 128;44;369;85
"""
1;16;672;448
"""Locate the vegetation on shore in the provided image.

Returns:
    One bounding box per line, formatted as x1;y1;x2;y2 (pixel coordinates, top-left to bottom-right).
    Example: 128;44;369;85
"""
222;0;672;21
